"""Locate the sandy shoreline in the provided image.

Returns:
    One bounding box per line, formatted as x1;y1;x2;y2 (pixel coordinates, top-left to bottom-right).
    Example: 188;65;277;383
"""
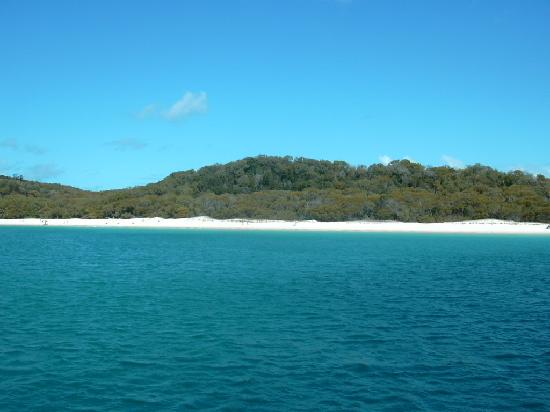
0;217;549;234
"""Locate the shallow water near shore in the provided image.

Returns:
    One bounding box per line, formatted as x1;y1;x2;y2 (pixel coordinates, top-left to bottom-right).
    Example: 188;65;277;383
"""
1;227;549;411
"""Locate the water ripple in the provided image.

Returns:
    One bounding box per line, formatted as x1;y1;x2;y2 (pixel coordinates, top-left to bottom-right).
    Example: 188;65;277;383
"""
1;228;549;411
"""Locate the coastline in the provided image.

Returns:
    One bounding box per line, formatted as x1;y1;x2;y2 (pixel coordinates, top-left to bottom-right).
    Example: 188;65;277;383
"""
0;217;549;235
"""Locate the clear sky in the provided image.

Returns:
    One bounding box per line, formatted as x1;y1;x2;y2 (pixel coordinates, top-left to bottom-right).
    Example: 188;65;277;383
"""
1;0;549;190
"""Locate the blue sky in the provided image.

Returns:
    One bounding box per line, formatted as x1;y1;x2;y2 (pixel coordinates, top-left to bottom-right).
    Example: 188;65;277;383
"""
1;0;549;190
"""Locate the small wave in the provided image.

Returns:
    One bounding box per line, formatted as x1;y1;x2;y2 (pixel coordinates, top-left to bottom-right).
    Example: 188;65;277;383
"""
491;353;532;361
0;366;36;375
118;359;158;368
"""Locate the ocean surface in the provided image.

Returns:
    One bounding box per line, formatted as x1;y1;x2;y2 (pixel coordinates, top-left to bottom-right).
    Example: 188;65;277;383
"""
1;227;549;411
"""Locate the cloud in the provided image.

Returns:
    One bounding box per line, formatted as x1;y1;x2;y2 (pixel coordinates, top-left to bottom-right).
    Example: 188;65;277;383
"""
0;159;13;174
527;165;550;177
108;138;147;151
25;144;47;155
165;91;208;121
379;155;392;166
0;138;19;150
27;163;63;181
137;91;208;122
511;164;550;177
136;104;158;119
0;139;46;154
403;156;418;164
442;155;465;169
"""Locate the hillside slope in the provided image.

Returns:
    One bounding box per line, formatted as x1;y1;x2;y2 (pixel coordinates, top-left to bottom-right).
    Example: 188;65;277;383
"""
1;156;549;222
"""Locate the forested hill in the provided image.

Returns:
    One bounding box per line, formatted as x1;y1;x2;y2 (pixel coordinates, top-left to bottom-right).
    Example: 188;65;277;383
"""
1;156;549;222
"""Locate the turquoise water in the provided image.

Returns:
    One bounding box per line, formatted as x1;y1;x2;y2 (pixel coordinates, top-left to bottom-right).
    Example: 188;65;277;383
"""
1;228;549;411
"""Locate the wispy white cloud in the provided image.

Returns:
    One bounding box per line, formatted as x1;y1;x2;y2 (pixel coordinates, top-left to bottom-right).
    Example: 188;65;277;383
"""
0;159;14;174
403;156;418;164
379;155;392;166
27;163;63;181
510;164;550;177
137;91;208;122
442;155;465;169
25;144;47;155
379;155;420;165
108;138;147;151
136;104;158;119
0;139;46;155
165;91;208;121
0;138;18;150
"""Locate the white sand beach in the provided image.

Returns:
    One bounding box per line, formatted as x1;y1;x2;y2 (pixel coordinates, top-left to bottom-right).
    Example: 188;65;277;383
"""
0;217;549;234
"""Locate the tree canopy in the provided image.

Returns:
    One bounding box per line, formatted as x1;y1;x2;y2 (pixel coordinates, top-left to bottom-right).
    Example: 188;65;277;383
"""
1;156;549;222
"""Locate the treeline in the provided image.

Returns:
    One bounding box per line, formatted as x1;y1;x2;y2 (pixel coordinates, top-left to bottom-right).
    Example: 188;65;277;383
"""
1;156;549;222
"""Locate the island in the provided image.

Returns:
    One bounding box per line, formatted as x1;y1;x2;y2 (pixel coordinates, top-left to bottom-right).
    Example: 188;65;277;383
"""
1;156;549;226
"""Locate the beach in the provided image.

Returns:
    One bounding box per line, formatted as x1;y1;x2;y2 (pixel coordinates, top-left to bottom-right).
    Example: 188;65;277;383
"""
0;217;548;234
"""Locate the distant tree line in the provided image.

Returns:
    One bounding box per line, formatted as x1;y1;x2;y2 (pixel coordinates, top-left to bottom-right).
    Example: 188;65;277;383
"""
1;156;549;222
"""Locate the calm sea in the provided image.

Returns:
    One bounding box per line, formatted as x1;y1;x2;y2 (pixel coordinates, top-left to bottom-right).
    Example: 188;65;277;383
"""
1;227;549;411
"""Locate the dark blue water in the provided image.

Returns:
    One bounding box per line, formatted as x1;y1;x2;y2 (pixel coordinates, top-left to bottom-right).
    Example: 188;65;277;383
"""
1;228;549;411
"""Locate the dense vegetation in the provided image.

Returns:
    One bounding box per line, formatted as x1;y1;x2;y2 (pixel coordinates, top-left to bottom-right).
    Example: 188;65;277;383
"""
1;156;549;222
